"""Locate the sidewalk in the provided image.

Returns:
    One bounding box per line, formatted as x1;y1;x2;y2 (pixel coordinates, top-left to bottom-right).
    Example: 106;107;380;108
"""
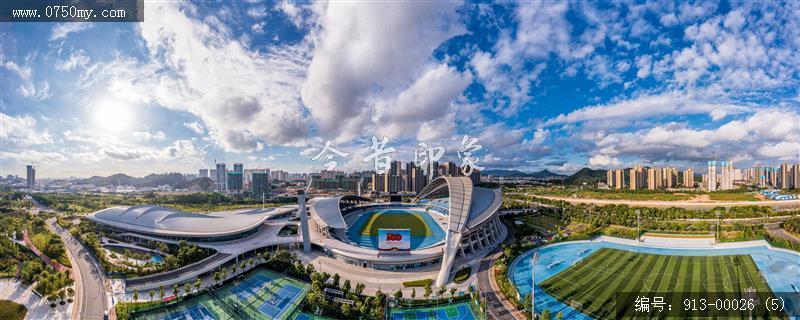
0;278;71;320
22;229;67;272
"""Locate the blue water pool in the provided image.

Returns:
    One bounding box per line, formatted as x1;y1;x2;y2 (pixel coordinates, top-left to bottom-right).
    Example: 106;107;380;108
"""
509;238;800;320
345;208;446;250
151;254;164;263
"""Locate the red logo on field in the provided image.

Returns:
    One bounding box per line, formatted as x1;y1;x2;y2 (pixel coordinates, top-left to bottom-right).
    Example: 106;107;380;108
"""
386;233;403;241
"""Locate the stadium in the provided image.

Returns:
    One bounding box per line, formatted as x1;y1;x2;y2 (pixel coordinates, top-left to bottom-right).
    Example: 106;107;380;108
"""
309;176;504;286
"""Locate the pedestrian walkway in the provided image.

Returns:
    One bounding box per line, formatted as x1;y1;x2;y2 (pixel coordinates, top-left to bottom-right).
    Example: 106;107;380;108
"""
0;278;71;320
22;229;67;272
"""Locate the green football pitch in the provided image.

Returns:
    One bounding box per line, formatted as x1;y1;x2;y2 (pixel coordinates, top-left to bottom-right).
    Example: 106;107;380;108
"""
539;248;777;320
360;211;432;237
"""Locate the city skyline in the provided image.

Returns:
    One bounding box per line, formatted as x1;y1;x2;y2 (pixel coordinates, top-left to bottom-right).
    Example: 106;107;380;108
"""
2;1;799;179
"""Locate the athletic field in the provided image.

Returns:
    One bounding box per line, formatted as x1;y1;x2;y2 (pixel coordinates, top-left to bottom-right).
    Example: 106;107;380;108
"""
346;209;446;250
539;248;776;319
359;210;432;236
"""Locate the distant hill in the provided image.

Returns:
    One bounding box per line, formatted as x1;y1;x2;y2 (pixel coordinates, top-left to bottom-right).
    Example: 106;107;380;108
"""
174;177;214;191
482;169;567;179
76;172;188;187
564;167;606;185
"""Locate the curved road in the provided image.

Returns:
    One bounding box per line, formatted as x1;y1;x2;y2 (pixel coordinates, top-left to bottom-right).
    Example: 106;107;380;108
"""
47;218;108;320
31;197;108;320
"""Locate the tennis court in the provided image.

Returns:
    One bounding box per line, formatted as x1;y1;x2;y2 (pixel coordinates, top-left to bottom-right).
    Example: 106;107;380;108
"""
133;268;310;320
389;301;480;320
158;304;216;320
230;273;274;301
257;284;304;318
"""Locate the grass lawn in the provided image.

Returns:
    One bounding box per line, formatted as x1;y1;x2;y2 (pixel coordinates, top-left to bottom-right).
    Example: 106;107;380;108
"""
360;212;431;237
540;248;778;320
0;300;27;320
708;193;758;201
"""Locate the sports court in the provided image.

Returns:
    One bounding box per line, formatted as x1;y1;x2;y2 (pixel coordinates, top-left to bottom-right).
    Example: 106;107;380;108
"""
389;301;481;320
132;268;310;320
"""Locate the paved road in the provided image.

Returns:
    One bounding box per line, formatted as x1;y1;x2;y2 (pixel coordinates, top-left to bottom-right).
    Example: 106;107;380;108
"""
47;218;109;320
476;251;519;320
31;196;109;320
475;220;523;320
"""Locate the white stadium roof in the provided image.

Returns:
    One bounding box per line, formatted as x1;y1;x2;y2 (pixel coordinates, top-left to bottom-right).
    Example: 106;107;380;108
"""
87;204;294;237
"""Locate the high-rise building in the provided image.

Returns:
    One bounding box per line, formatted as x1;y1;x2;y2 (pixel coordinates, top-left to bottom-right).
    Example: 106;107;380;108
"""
216;163;226;191
682;169;694;188
614;169;624;189
707;161;717;191
718;161;735;190
443;162;460;177
26;165;35;188
384;174;404;193
607;169;625;189
629;165;646;190
405;162;416;193
662;167;678;188
469;169;481;185
227;171;243;192
780;163;790;189
234;163;244;173
199;169;209;178
409;166;425;194
251;172;270;195
426;161;440;183
647;167;664;190
371;173;386;193
793;164;800;190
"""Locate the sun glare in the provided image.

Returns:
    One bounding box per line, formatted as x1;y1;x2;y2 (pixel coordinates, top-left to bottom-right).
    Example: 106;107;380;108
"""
91;98;135;133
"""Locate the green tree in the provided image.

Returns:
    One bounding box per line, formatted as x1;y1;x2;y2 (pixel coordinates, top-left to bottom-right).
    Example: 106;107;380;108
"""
184;283;191;296
541;309;552;320
159;285;165;300
149;289;155;302
333;273;340;288
449;287;457;300
424;283;432;300
172;284;179;296
132;288;139;302
194;278;202;292
394;289;403;300
556;311;564;320
411;288;416;300
343;279;351;293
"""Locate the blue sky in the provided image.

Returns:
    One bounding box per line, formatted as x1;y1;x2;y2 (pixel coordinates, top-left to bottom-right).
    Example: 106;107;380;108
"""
1;1;798;178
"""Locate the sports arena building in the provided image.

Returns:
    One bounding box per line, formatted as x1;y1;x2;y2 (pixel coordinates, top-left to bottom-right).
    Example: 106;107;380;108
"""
308;176;504;286
87;205;297;242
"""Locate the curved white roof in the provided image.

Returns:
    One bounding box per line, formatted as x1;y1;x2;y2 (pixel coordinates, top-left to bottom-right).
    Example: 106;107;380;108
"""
87;205;287;237
309;195;370;229
310;176;500;232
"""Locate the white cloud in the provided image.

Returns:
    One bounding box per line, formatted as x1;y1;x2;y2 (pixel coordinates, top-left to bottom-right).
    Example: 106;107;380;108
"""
301;1;466;142
589;154;621;168
50;23;93;41
132;130;166;141
3;59;51;100
3;150;66;165
0;112;53;145
183;122;205;134
757;142;799;160
81;2;312;152
545;92;747;126
56;49;90;71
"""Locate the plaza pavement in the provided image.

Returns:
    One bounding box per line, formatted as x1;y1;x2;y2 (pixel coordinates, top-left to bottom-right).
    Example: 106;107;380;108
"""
0;278;71;320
